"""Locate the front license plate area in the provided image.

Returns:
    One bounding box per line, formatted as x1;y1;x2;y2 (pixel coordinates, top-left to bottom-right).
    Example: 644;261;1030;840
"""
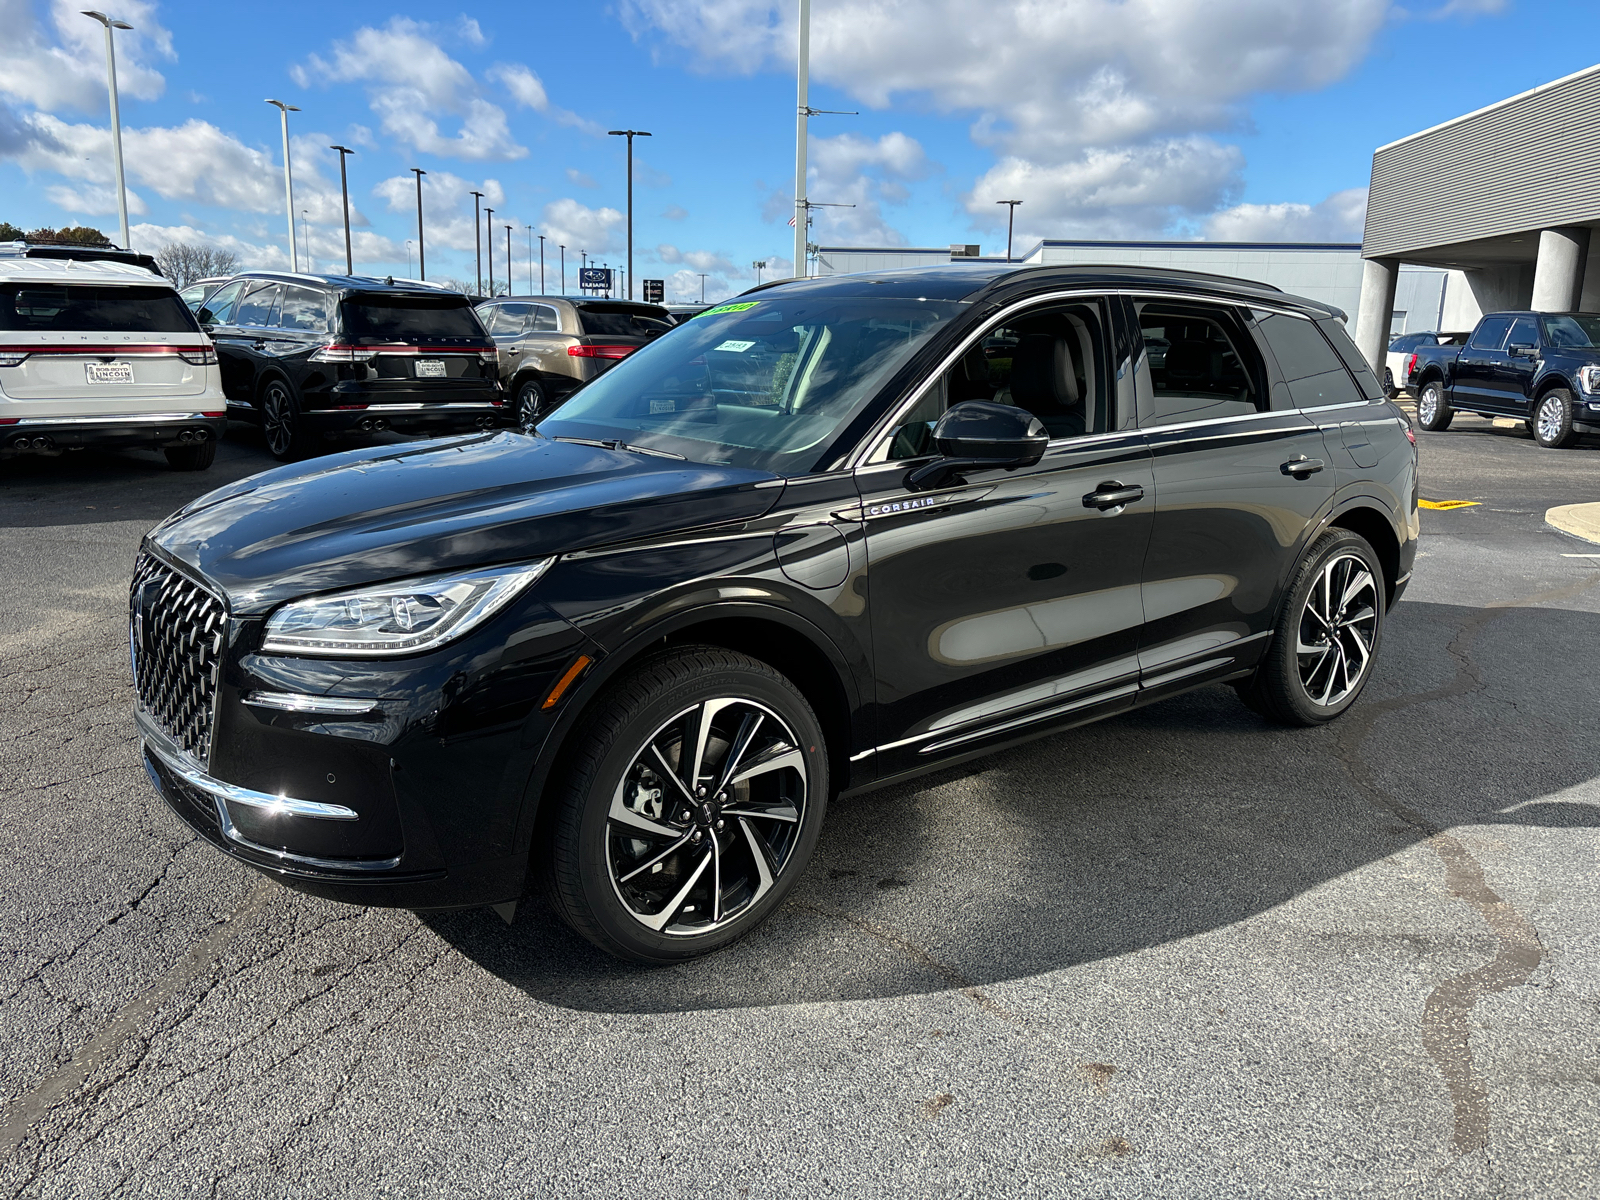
86;361;134;384
415;359;447;379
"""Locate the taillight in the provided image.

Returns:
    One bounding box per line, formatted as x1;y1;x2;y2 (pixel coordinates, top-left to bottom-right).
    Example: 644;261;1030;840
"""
478;350;498;364
178;346;218;366
310;344;379;363
1405;426;1416;445
1406;353;1417;376
201;411;225;418
568;344;637;360
0;352;28;368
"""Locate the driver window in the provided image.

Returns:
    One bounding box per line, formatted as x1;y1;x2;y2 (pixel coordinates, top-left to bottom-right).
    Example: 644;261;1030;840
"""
874;298;1112;461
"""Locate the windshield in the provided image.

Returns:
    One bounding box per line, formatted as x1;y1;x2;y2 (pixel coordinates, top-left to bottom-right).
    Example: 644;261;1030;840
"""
1544;314;1600;349
339;294;485;341
0;284;199;333
537;295;965;473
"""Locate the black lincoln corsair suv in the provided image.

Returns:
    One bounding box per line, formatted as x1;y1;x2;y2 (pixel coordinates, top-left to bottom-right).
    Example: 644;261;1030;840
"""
133;263;1418;962
195;273;505;460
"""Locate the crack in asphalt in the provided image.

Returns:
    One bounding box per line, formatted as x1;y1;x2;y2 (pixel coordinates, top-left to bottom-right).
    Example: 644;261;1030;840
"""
0;882;275;1167
1332;573;1599;1159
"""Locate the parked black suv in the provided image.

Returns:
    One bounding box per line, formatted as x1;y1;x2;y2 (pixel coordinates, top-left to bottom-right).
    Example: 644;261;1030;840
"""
196;273;505;459
133;264;1417;962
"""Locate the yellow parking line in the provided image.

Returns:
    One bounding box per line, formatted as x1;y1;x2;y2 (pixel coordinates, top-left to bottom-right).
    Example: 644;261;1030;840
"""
1418;499;1481;510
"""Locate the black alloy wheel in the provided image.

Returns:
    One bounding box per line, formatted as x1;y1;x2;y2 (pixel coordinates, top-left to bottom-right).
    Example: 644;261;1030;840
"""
544;646;828;962
261;378;304;462
1235;528;1384;726
1415;380;1452;431
164;440;216;471
514;377;548;432
1383;367;1398;399
1534;388;1580;449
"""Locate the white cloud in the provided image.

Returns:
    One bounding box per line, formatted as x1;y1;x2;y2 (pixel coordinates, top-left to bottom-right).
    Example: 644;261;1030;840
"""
661;205;688;220
540;198;624;255
654;244;738;275
374;171;510;253
488;62;602;134
294;18;526;161
788;131;934;245
46;182;146;216
0;0;173;113
128;220;403;273
1203;187;1368;242
566;168;597;188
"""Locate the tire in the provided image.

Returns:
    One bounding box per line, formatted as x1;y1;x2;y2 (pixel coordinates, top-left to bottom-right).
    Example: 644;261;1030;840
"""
260;377;306;462
1415;379;1453;431
513;376;548;432
1383;367;1398;400
543;646;829;963
1533;388;1580;449
1234;528;1385;727
163;440;216;471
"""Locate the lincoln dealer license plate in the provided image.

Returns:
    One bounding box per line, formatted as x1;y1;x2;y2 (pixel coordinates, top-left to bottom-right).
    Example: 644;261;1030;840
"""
85;361;135;384
415;359;447;379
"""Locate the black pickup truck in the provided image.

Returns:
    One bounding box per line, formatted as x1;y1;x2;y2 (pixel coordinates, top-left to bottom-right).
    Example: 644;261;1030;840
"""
1410;310;1600;448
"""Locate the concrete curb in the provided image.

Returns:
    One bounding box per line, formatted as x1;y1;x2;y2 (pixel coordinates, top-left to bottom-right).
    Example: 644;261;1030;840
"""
1545;502;1600;545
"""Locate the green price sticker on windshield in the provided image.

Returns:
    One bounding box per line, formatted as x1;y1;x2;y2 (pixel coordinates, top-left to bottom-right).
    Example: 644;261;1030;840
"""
696;301;759;318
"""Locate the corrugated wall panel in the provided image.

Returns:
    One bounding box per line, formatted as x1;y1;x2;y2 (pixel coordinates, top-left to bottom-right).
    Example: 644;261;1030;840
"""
1364;65;1600;258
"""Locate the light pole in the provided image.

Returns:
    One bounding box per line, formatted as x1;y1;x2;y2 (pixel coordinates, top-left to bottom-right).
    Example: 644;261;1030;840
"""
559;244;565;294
265;99;301;270
526;225;533;293
404;239;414;276
82;12;133;250
301;208;311;273
752;259;765;285
409;167;426;279
537;234;546;293
330;144;355;275
484;207;494;295
698;273;708;303
469;190;484;294
606;129;652;300
996;199;1022;262
505;224;513;295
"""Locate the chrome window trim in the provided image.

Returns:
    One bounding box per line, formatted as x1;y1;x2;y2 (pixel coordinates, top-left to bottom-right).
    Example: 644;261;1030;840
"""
243;691;380;715
846;285;1337;469
140;715;359;822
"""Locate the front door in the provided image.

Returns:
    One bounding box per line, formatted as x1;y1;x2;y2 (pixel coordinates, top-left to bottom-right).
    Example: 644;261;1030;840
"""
1128;296;1336;697
857;295;1155;779
1492;314;1541;414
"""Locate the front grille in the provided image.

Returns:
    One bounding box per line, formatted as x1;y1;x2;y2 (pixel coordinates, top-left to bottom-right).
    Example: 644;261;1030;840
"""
130;553;226;764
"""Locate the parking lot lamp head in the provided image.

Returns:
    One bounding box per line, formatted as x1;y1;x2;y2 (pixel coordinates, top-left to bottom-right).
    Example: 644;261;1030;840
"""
82;12;133;251
330;145;355;275
265;100;301;271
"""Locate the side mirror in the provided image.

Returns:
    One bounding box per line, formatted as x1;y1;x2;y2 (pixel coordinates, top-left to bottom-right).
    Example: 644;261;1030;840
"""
1508;342;1538;359
904;401;1049;491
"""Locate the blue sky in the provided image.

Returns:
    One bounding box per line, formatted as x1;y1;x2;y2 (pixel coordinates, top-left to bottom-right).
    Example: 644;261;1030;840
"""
3;0;1597;303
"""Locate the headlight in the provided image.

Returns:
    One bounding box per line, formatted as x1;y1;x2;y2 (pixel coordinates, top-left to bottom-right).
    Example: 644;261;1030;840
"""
260;559;554;657
1578;365;1600;394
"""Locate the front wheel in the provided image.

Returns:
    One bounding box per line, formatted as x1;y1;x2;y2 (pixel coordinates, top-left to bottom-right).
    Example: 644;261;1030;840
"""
1416;380;1452;431
261;378;306;462
543;647;829;962
1534;388;1580;449
1235;528;1385;726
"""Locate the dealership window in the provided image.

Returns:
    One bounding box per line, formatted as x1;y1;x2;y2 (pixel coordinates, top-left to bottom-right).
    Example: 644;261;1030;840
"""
873;298;1112;460
1134;300;1264;425
1389;310;1407;335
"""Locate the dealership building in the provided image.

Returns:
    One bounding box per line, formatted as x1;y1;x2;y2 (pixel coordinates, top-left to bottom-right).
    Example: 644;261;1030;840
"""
1353;63;1600;369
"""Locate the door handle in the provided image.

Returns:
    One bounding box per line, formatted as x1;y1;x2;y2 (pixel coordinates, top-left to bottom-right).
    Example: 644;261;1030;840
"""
1082;482;1144;511
251;340;266;350
1280;456;1325;477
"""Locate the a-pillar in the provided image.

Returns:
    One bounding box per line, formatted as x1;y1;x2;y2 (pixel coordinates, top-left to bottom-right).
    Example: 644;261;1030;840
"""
1353;256;1399;373
1531;226;1591;312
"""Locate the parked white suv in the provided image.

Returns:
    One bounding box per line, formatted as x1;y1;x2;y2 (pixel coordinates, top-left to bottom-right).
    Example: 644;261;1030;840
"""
0;258;227;470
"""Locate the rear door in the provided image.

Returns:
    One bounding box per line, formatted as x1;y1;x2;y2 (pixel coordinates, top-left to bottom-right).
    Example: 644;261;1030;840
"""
1455;316;1514;412
0;282;208;417
1129;296;1335;696
856;294;1155;777
482;301;532;383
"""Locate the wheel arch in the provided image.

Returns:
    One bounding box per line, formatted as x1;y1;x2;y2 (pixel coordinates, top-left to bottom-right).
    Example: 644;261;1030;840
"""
252;366;295;406
1328;503;1401;606
1533;372;1573;400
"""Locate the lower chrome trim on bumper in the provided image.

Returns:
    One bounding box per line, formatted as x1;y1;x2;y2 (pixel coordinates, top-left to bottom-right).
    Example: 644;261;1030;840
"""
142;733;359;821
10;411;224;426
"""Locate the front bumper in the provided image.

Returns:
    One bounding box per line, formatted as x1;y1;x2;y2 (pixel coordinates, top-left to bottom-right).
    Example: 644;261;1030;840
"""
0;411;227;454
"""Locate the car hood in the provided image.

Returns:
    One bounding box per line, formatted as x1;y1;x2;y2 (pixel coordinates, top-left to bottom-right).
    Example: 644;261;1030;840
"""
148;432;783;613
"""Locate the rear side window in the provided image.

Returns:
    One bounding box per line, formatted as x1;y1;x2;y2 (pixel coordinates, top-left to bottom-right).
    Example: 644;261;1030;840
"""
1134;300;1265;426
484;303;530;336
1469;316;1513;350
532;304;560;332
576;303;674;337
278;286;330;332
340;295;485;340
0;284;199;333
233;282;280;328
1316;317;1384;401
1253;312;1364;409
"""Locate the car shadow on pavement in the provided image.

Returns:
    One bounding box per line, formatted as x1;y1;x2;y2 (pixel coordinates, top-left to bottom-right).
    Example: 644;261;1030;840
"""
425;597;1600;1013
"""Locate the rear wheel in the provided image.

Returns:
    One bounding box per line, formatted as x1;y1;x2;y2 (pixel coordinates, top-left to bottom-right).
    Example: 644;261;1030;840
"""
543;647;828;963
1383;367;1398;399
261;378;305;461
1235;528;1385;726
1534;388;1580;449
514;376;548;432
1416;379;1452;431
163;440;216;471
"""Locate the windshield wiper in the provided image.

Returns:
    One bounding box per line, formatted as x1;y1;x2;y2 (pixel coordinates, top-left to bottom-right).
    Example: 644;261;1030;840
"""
550;436;686;460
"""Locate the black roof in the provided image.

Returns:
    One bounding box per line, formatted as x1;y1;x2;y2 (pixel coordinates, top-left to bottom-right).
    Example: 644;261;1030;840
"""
479;294;670;310
737;262;1337;317
20;243;163;276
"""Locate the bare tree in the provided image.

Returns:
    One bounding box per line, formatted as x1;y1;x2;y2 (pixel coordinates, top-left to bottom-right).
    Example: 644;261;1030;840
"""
153;243;240;288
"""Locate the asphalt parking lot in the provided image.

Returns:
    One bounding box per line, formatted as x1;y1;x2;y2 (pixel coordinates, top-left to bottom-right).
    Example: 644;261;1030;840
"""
3;414;1599;1199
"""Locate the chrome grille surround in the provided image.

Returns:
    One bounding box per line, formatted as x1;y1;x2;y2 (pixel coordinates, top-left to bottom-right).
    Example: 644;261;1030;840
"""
130;553;227;766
